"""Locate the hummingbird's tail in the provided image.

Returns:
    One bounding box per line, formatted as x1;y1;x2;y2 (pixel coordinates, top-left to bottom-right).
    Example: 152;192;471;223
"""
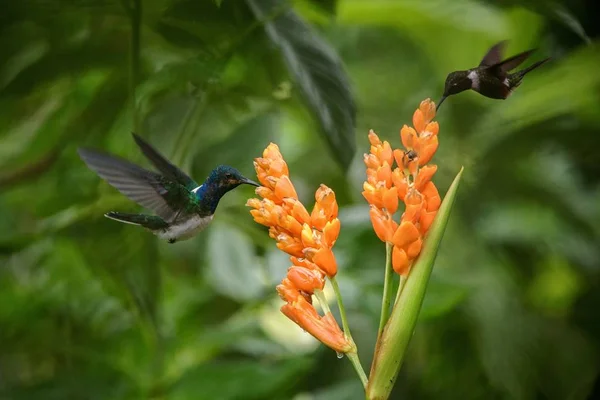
105;212;169;230
511;57;551;87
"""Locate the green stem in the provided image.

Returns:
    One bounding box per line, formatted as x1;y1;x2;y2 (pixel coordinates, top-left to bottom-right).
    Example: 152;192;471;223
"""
377;243;394;339
394;275;407;305
330;276;368;389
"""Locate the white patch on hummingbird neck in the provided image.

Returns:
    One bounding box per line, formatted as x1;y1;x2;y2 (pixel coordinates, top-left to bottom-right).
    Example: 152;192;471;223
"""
467;70;479;90
503;77;510;87
156;214;213;242
191;185;202;194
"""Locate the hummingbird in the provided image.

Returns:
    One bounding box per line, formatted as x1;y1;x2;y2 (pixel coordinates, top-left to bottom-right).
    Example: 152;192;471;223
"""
437;41;550;109
77;133;259;243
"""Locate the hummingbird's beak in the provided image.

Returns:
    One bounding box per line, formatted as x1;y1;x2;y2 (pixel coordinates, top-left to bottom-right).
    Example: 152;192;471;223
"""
242;177;260;187
436;96;447;111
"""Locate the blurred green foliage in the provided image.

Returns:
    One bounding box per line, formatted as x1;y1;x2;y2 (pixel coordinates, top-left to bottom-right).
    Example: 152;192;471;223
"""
1;0;599;399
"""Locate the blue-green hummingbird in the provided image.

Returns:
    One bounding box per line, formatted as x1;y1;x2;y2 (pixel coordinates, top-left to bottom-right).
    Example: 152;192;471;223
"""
438;41;550;109
78;134;259;243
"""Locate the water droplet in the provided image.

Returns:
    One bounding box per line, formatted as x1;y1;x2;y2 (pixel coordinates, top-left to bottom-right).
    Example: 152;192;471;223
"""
336;352;344;359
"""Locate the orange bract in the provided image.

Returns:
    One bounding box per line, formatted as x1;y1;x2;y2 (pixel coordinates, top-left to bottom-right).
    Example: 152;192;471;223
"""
248;143;352;353
363;99;442;276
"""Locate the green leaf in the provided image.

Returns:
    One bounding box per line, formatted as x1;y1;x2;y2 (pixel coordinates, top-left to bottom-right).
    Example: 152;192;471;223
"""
246;0;356;169
167;358;311;400
366;167;464;400
206;223;266;301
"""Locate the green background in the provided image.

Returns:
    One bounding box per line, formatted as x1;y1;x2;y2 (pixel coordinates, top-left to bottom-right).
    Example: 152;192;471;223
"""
1;0;599;399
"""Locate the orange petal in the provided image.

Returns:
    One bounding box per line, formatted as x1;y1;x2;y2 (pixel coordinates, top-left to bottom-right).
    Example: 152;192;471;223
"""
391;221;421;249
376;163;393;186
283;215;303;237
415;165;438;191
419;210;436;234
419;98;436;123
323;219;341;247
392;246;409;276
301;224;317;248
276;279;300;302
308;247;337;277
274;175;298;200
413;108;425;133
369;206;393;242
382;186;399;214
368;130;382;146
287;266;325;293
425;121;439;136
422;182;441;212
283;198;311;225
276;238;304;257
418;136;438;166
406;237;422;259
364;153;380;169
400;125;417;149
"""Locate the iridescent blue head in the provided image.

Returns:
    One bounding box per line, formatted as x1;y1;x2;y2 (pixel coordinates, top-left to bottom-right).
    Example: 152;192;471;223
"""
195;165;259;213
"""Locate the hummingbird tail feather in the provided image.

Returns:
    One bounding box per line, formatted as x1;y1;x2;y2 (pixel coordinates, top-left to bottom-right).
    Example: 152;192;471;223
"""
105;212;169;230
519;57;551;77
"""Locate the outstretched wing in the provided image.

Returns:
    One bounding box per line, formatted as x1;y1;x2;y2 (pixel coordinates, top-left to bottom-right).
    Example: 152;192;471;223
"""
487;49;536;78
479;41;507;67
132;133;198;190
78;148;189;223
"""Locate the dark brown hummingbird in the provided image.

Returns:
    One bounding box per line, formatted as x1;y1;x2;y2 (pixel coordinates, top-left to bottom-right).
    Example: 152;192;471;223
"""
437;41;550;109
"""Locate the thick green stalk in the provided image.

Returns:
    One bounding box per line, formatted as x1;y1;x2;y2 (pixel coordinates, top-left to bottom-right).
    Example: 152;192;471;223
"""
376;243;394;340
366;167;464;400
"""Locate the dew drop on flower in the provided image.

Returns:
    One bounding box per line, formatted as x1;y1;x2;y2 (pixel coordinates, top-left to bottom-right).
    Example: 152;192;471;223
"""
336;352;344;359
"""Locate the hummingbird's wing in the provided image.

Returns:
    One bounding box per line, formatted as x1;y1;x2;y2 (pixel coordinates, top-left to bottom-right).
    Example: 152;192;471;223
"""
479;41;507;67
487;49;535;77
78;148;188;223
132;133;198;190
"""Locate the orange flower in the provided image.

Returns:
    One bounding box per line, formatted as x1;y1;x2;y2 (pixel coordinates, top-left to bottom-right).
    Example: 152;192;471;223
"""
248;143;352;353
363;99;442;276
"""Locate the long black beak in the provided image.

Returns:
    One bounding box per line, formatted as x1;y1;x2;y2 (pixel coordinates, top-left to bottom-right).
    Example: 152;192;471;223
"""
242;177;260;187
436;95;447;111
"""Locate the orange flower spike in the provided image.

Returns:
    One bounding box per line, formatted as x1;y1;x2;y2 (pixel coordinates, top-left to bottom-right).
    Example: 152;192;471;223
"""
392;246;410;276
287;266;325;293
